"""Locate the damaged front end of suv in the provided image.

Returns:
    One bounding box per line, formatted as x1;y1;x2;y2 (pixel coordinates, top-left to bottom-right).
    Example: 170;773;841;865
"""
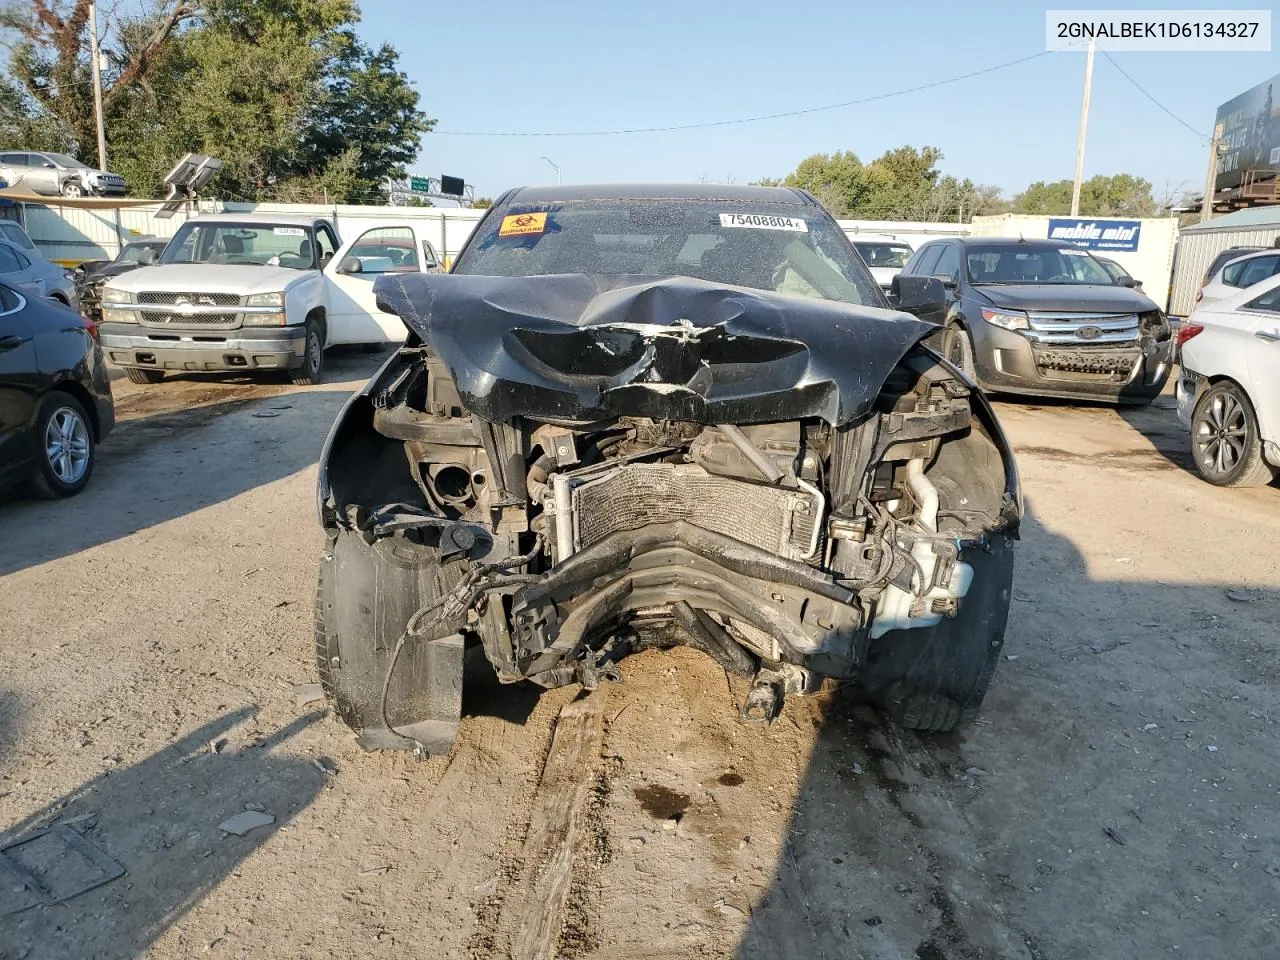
316;272;1021;755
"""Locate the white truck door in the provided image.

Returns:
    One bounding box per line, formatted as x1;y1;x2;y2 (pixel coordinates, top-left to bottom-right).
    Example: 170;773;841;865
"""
323;225;423;344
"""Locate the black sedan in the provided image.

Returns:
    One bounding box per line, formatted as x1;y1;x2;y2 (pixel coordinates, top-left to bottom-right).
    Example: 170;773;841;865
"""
894;237;1173;404
0;281;114;497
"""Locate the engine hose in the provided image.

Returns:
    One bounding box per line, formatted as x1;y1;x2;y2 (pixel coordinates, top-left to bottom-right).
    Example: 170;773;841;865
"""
671;600;758;677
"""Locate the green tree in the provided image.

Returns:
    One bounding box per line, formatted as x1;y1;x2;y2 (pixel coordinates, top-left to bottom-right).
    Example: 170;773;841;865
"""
1011;175;1156;217
471;197;493;209
0;0;200;155
1;0;433;203
756;146;1005;222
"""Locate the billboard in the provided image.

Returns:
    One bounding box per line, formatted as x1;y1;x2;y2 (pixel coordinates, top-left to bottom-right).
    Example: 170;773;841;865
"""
1047;218;1142;252
1213;72;1280;193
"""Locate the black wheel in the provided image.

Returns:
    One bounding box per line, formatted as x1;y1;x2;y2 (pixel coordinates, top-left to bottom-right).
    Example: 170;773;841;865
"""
290;318;325;385
316;530;464;753
1191;380;1277;487
943;324;975;378
859;536;1015;732
125;367;164;385
29;390;95;498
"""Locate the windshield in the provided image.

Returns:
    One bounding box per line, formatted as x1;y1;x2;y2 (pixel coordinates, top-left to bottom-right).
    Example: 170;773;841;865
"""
965;244;1115;285
851;242;913;269
160;222;316;269
454;199;883;307
46;153;90;169
118;241;164;264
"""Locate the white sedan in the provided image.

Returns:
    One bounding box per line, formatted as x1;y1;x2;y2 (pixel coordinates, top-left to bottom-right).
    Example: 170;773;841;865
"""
1196;247;1280;309
1176;272;1280;487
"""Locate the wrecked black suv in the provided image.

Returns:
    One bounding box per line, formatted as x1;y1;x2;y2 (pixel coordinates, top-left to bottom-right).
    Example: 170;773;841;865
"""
315;185;1022;755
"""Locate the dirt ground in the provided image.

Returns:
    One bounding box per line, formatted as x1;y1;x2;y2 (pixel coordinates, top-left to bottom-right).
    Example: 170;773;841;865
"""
2;355;1279;960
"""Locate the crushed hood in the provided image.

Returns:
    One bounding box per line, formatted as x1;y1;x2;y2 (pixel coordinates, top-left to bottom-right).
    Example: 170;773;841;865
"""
374;273;935;426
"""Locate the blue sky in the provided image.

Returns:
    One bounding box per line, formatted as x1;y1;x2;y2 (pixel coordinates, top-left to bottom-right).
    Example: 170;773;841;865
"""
356;0;1278;202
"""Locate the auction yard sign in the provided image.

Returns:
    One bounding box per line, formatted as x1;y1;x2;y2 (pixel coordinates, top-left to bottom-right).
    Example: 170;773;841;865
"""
1213;71;1280;192
1047;218;1143;252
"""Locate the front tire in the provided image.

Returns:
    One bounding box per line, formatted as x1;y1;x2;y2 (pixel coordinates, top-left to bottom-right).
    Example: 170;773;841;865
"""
61;181;84;199
1191;380;1277;487
316;530;464;753
30;391;95;498
125;367;164;385
943;324;976;379
290;319;325;386
860;536;1015;732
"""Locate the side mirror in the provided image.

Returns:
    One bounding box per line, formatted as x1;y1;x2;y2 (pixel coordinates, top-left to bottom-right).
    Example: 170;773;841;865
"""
138;247;157;265
891;275;949;324
338;256;363;275
1115;275;1137;288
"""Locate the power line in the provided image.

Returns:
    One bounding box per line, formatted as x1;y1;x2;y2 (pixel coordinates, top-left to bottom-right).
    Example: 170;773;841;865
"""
435;48;1064;137
1099;49;1208;142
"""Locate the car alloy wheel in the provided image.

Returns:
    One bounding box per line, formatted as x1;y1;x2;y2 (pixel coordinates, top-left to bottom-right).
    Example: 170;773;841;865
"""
62;181;84;198
1194;389;1247;476
44;405;91;485
307;329;322;375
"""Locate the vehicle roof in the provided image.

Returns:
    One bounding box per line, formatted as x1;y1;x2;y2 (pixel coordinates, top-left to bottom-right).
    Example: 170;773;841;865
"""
948;237;1087;250
847;234;910;244
497;183;819;205
1214;247;1277;266
186;212;327;226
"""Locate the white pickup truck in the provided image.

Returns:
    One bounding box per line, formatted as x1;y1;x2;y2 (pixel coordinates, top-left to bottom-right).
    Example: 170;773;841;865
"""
99;213;443;385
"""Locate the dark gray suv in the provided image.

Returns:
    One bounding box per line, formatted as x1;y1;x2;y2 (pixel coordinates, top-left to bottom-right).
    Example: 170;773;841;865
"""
895;237;1173;405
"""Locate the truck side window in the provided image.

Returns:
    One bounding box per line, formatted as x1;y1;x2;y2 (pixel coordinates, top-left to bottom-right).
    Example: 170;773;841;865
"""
349;226;420;274
315;225;338;267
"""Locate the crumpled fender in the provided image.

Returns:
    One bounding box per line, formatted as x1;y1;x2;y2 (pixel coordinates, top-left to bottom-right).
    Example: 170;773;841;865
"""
373;273;935;427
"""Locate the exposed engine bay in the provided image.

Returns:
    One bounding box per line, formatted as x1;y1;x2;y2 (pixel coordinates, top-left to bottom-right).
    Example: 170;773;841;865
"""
316;274;1021;754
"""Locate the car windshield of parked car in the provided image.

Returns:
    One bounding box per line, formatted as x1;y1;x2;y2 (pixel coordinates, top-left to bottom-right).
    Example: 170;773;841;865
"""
160;222;316;269
45;153;90;169
852;242;913;269
455;200;882;307
117;242;162;264
965;244;1115;285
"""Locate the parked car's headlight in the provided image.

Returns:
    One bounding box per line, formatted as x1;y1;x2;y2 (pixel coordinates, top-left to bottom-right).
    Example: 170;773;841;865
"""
981;308;1029;331
102;286;134;304
102;307;138;323
246;291;284;307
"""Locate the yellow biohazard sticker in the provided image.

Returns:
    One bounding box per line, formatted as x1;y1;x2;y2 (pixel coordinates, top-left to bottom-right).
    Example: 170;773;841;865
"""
499;212;547;237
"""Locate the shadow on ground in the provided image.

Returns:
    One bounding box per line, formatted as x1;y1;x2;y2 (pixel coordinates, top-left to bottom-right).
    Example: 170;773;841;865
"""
0;708;327;959
736;499;1280;960
0;387;355;577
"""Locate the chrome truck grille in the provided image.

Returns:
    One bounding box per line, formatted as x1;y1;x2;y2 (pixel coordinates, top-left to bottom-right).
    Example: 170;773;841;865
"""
138;291;242;305
1024;312;1139;345
569;463;822;562
137;291;244;328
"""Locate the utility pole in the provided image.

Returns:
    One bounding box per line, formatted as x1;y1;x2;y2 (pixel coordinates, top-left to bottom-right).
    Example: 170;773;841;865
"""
1069;37;1096;217
541;156;561;185
1200;122;1225;224
88;2;107;169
